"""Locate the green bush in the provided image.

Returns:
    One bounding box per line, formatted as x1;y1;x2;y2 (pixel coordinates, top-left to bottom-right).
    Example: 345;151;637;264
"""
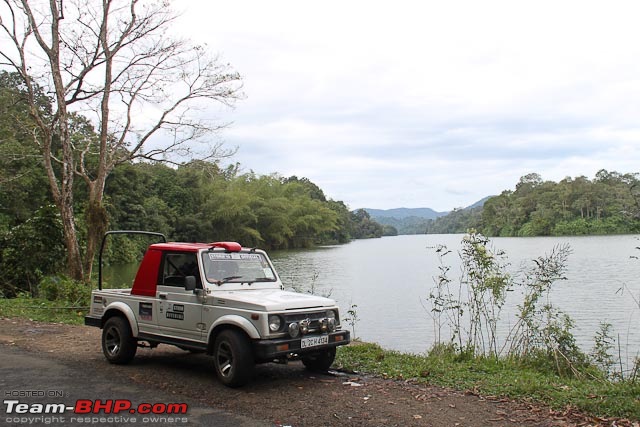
38;275;91;306
0;205;65;296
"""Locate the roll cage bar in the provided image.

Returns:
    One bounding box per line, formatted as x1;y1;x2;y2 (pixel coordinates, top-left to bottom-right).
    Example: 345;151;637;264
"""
98;230;167;290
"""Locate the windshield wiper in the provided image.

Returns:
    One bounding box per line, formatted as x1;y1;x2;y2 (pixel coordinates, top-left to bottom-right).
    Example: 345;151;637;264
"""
247;277;275;284
215;275;243;286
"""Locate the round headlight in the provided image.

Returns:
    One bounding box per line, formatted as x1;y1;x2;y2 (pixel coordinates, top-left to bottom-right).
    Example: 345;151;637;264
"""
288;322;300;338
326;310;336;320
328;317;336;332
268;315;282;332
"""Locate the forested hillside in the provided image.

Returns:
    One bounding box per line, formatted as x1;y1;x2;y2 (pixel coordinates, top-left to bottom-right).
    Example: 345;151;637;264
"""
103;163;383;248
425;172;640;236
0;70;382;295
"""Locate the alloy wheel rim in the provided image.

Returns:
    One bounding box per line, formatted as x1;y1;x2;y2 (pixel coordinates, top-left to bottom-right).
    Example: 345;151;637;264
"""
216;341;233;378
105;326;121;356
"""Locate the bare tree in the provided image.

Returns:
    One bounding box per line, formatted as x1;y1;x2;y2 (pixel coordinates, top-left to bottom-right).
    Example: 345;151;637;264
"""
0;0;242;281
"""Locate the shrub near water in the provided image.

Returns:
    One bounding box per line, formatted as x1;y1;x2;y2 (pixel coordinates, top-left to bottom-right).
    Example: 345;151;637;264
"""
0;275;90;324
38;275;91;306
336;231;640;420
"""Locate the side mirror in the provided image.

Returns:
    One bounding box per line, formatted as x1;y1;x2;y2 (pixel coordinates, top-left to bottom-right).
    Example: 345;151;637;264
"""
184;276;197;291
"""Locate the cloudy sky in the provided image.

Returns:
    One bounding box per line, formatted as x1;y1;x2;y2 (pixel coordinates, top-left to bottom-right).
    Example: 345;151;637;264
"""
174;0;640;212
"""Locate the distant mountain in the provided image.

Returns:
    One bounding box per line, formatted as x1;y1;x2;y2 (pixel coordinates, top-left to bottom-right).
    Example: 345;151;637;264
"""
363;198;493;235
364;207;448;220
465;196;492;210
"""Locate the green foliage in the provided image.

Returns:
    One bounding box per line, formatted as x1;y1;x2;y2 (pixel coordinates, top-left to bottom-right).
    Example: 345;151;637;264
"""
480;171;640;237
425;206;483;234
425;171;640;237
590;322;617;379
349;209;383;239
0;205;66;297
343;303;360;339
0;72;53;229
38;275;91;307
374;216;431;235
505;243;589;378
381;224;398;236
0;293;87;324
428;232;593;378
104;163;382;252
428;231;512;356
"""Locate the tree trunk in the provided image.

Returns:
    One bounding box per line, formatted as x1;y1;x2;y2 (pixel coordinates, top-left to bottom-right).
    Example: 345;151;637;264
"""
83;182;109;282
58;199;84;281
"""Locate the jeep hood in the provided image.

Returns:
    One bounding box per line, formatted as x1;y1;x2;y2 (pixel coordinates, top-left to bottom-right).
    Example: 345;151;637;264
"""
211;289;335;311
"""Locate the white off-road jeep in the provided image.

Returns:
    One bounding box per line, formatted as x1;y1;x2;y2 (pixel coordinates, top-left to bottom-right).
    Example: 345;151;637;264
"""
85;231;350;387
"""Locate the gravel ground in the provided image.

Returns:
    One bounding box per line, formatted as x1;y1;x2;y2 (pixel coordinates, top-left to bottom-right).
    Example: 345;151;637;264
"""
0;317;633;427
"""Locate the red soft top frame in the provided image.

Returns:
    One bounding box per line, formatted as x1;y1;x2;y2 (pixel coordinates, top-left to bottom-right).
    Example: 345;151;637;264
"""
99;231;245;293
98;230;167;291
131;241;242;296
148;241;243;252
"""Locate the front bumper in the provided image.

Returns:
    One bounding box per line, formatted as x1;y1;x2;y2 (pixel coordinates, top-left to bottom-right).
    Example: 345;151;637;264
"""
252;330;350;360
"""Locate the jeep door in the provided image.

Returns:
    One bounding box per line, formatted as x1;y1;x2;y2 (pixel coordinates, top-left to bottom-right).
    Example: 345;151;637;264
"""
156;251;204;342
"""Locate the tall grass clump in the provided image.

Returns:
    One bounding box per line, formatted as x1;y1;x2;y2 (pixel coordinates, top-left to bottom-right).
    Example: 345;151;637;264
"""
427;230;608;379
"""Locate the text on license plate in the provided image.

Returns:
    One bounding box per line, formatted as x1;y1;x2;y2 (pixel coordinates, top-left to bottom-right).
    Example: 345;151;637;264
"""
301;335;329;349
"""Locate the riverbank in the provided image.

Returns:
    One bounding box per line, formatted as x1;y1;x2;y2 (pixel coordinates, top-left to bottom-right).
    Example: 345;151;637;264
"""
1;316;637;426
336;342;639;421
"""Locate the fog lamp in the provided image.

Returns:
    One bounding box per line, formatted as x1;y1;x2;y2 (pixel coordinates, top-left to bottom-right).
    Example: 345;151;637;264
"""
288;322;300;338
299;319;310;335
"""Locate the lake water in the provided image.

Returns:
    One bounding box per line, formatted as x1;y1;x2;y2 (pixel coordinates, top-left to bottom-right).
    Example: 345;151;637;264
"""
270;234;640;363
104;234;640;363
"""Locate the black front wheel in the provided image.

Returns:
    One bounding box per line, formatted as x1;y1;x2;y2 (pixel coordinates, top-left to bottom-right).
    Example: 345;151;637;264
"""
101;316;137;364
213;330;254;387
302;347;336;372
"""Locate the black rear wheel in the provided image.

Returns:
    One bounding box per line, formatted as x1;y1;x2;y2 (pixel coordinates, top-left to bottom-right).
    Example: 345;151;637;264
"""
102;316;137;364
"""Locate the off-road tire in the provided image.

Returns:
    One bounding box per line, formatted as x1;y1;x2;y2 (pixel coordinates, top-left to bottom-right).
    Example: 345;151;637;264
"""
302;347;336;372
101;316;137;364
213;329;254;387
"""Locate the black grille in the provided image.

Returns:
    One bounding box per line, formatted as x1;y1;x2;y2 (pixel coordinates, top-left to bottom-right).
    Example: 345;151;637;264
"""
284;311;326;324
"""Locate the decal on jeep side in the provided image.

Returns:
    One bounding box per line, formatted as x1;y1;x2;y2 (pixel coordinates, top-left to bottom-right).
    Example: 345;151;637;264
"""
166;311;184;320
139;302;153;320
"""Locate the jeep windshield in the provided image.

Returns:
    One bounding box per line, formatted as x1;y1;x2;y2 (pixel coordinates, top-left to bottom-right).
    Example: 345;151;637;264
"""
201;252;277;285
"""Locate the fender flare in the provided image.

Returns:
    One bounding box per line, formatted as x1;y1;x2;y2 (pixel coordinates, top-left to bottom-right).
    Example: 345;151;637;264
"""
209;315;260;340
103;302;139;337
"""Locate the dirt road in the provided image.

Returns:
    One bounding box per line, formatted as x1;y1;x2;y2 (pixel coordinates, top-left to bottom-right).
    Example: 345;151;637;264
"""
0;317;615;426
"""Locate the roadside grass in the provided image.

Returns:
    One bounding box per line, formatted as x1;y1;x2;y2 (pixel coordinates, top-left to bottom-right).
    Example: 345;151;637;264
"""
0;294;86;325
336;342;640;420
1;293;637;420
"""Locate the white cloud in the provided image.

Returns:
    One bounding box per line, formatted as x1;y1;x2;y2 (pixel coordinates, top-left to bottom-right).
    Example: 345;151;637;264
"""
172;0;640;210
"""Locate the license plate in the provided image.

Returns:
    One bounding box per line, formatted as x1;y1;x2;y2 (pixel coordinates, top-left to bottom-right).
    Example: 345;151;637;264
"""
301;335;329;349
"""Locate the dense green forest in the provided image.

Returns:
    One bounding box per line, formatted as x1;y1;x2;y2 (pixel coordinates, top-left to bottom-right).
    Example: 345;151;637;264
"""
0;70;383;296
425;172;640;236
0;158;385;295
374;215;434;235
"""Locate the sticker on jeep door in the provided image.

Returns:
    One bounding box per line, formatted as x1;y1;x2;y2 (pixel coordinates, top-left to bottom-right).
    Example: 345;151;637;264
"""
139;302;153;320
165;304;185;320
166;311;184;320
